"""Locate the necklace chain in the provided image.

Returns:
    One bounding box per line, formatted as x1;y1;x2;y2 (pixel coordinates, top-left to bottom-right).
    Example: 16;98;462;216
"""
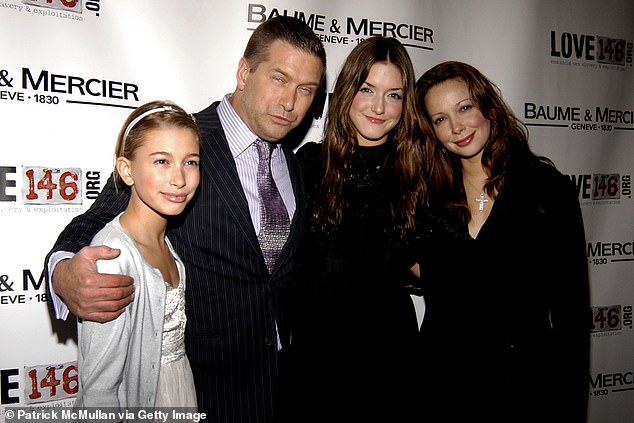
463;177;489;213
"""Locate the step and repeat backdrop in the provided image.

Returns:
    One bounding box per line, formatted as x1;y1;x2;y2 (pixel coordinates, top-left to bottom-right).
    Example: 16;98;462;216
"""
1;0;632;421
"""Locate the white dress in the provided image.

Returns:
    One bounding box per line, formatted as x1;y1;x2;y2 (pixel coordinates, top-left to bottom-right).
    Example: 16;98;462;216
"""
154;276;197;410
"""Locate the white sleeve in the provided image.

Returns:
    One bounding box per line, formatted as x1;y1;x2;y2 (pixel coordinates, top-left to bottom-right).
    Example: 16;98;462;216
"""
47;251;75;320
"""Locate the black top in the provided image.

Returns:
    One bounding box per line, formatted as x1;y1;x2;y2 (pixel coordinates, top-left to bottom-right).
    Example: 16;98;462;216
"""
414;157;590;423
287;141;421;422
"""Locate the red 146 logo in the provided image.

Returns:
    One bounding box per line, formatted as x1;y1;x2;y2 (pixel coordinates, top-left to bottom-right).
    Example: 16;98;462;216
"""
24;361;78;404
22;166;82;204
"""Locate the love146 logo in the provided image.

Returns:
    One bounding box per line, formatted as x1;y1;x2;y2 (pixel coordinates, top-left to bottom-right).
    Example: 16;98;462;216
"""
24;361;78;404
22;166;82;205
569;173;632;201
591;305;633;333
550;31;633;66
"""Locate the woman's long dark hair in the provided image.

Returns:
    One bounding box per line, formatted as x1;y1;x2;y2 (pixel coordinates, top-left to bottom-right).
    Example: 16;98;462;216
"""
311;36;426;236
416;61;540;224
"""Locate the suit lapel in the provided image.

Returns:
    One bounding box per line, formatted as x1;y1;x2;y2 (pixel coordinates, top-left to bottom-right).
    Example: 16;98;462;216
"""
196;103;262;256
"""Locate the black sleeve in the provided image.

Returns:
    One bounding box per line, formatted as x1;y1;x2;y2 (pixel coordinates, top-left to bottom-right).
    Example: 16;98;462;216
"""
544;169;591;422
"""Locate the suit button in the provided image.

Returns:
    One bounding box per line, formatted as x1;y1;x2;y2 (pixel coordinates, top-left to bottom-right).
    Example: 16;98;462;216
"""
264;338;273;346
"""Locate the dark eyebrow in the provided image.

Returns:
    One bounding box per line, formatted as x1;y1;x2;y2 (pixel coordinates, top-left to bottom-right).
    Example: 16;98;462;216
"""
361;81;403;92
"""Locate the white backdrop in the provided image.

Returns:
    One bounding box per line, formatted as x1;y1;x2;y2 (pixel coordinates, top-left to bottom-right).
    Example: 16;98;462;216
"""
1;1;632;422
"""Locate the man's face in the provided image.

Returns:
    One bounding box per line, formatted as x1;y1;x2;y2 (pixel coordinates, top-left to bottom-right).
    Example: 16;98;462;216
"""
233;39;324;142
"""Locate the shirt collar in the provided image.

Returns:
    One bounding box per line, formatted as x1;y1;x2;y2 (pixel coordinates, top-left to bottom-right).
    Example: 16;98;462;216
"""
217;94;260;158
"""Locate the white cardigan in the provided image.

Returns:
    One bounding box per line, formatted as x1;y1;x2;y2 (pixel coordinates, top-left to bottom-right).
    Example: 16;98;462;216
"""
74;214;184;410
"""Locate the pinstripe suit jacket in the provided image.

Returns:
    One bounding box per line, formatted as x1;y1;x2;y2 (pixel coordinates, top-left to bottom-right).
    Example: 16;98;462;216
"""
46;101;306;423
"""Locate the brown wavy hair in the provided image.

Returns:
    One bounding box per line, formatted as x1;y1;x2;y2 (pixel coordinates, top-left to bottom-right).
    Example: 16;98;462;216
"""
311;36;426;236
416;61;535;221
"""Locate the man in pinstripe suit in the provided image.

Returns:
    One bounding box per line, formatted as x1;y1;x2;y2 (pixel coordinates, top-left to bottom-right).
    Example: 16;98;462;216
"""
45;16;326;423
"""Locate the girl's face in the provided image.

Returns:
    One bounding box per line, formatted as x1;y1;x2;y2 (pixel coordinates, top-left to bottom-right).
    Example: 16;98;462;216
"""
424;78;491;160
121;126;200;217
349;61;404;147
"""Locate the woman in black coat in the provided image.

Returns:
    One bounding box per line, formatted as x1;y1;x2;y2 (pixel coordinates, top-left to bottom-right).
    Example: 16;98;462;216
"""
412;61;591;423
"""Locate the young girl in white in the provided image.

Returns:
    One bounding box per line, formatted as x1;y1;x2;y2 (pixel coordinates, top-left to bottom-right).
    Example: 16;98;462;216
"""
74;100;200;413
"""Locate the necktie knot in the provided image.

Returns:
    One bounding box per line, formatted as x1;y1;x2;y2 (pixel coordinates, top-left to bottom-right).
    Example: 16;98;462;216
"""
255;138;274;163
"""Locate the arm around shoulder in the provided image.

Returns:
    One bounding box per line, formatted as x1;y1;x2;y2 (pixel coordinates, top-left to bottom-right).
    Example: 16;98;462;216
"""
51;245;134;323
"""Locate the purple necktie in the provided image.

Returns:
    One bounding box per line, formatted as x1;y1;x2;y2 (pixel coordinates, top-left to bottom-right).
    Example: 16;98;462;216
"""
255;138;290;273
